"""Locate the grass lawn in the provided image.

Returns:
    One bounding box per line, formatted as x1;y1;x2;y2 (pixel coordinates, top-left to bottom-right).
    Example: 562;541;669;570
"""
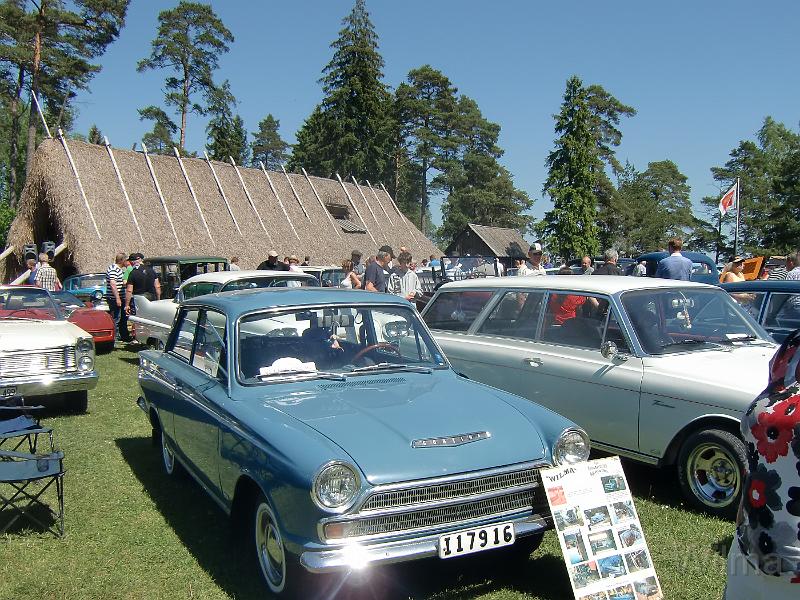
1;347;732;599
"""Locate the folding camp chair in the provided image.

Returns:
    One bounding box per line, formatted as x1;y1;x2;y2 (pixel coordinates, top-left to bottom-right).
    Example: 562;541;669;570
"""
0;448;65;536
0;395;52;453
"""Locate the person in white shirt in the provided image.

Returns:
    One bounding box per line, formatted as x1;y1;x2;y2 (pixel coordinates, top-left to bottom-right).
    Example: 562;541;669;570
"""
519;243;546;276
388;251;422;301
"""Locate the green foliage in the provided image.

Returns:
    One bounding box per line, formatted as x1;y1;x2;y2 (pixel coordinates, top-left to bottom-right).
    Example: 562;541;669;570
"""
205;80;248;165
768;146;800;251
87;124;103;144
543;76;600;261
137;1;233;149
0;200;15;248
289;0;393;183
138;105;177;155
250;114;289;170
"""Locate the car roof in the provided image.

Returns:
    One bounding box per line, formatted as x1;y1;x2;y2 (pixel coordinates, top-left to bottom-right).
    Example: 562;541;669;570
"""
182;287;410;317
301;265;344;271
179;270;316;287
437;275;716;294
637;251;714;263
720;280;800;291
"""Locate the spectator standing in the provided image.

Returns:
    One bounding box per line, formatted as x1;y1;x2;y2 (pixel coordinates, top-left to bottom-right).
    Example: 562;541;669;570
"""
634;261;648;277
24;258;38;284
229;256;241;271
781;249;800;319
379;245;395;272
34;253;60;291
388;251;423;301
105;252;130;341
258;250;289;271
340;259;360;289
287;255;302;272
519;243;547;276
351;250;365;276
362;250;390;292
720;257;747;283
592;249;623;276
429;255;441;268
655;238;693;280
580;256;594;275
125;253;160;315
769;254;795;280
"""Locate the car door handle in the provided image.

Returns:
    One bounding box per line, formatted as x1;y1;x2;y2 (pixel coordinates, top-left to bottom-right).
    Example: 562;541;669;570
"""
523;357;543;367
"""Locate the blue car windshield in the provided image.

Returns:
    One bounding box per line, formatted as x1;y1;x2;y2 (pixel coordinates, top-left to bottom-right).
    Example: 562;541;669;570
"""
237;304;447;383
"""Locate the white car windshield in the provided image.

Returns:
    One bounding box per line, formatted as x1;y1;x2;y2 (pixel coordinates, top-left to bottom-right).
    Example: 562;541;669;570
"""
238;305;447;383
621;288;772;354
0;288;63;321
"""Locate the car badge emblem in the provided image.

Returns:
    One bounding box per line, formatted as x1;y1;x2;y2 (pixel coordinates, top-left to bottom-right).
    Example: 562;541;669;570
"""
412;431;490;448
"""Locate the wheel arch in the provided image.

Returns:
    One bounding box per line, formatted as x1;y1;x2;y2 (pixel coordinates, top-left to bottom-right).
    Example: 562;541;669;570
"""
660;414;742;466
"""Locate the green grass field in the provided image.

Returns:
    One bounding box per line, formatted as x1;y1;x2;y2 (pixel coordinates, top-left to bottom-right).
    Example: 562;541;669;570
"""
1;347;731;599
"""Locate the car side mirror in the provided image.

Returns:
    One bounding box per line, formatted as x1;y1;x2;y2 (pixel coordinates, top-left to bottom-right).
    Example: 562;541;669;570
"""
601;340;626;360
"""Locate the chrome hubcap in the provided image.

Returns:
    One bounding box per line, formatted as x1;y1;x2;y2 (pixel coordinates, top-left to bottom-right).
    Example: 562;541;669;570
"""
161;431;174;474
255;503;286;592
687;443;740;507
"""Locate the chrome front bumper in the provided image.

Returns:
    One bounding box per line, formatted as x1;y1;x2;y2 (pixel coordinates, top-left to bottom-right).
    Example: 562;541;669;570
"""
1;371;98;397
300;513;549;573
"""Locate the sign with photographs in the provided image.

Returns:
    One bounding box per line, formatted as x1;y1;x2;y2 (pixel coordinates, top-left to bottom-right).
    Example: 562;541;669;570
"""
541;456;664;600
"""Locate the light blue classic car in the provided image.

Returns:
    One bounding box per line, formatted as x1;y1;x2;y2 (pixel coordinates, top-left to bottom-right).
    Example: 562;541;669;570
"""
136;288;590;596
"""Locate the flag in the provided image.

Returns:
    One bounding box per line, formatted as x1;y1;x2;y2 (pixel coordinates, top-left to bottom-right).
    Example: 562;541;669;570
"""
719;181;738;216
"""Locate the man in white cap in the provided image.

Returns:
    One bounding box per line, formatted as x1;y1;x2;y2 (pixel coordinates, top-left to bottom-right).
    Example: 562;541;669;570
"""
257;250;289;271
518;243;547;276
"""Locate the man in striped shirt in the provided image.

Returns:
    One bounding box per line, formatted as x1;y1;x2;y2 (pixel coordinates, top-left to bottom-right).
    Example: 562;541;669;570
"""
106;252;130;342
34;253;60;291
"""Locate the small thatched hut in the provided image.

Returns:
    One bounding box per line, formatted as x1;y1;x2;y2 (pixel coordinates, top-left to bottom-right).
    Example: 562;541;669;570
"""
2;138;440;280
444;223;530;268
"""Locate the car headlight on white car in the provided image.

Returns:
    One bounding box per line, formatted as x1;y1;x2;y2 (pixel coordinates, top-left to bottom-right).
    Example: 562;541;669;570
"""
312;461;360;510
553;428;591;465
77;337;95;372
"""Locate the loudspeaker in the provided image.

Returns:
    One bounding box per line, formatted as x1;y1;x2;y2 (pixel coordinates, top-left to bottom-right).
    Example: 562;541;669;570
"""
41;241;56;259
23;244;37;262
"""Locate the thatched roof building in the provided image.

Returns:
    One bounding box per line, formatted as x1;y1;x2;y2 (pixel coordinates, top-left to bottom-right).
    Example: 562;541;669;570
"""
2;138;440;280
444;223;530;262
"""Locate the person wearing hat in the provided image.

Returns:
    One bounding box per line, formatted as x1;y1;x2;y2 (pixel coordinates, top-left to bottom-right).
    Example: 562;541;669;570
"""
378;245;395;273
125;253;160;316
257;250;289;271
351;249;365;276
655;237;693;280
519;243;546;276
719;256;747;283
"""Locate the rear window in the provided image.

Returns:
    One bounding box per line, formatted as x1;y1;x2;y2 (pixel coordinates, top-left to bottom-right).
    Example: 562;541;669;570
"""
422;290;493;332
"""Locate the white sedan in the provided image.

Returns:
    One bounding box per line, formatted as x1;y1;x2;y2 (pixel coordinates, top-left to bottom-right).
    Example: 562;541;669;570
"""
421;276;778;518
129;270;318;348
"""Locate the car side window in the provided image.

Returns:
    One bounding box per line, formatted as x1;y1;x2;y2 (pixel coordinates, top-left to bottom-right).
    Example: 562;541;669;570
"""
764;293;800;331
169;308;200;361
541;292;606;349
422;290;493;332
603;309;631;353
192;310;227;380
477;291;544;339
182;282;219;300
729;291;767;320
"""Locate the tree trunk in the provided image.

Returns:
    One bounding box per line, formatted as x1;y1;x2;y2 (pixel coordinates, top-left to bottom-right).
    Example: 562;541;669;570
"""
8;66;25;207
180;65;189;149
25;2;44;177
420;156;427;233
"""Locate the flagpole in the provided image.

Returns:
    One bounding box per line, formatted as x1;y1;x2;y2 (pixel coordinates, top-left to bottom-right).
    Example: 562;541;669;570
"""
733;177;740;258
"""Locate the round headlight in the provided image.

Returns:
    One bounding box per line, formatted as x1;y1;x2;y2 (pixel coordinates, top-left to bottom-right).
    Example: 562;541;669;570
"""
313;462;360;510
553;429;590;465
77;337;94;353
78;354;94;372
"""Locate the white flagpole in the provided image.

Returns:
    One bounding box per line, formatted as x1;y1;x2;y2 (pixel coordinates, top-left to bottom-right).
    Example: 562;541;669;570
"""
734;178;740;258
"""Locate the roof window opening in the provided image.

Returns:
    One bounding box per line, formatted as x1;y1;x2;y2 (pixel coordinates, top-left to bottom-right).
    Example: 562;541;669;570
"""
325;203;366;234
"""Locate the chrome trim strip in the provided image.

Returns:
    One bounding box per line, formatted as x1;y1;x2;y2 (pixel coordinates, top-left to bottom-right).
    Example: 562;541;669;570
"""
591;441;660;465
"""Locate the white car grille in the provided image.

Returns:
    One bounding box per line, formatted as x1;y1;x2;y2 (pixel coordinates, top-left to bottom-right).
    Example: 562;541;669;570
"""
0;347;77;377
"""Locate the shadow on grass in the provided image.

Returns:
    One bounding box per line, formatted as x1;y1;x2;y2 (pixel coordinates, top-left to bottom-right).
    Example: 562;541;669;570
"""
115;356;141;366
116;435;574;600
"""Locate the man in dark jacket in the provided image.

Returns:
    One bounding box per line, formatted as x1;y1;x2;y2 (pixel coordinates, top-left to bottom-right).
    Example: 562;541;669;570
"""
124;253;161;315
592;249;623;275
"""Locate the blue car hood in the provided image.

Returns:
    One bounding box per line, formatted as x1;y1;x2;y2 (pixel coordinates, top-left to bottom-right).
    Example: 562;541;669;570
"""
260;374;547;485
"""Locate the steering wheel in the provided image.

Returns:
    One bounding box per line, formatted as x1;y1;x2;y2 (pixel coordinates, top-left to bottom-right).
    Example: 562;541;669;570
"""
352;342;401;363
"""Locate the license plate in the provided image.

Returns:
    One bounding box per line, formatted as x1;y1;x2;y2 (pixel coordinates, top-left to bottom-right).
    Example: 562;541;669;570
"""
2;386;16;396
438;522;515;559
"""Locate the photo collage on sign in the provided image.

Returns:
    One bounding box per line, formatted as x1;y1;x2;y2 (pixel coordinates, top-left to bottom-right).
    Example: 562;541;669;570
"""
541;457;664;600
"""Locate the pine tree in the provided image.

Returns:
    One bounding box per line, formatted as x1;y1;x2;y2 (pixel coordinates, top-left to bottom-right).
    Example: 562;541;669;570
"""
290;0;393;183
87;124;103;145
543;76;600;261
137;1;233;150
205;81;248;165
138;106;178;155
251;115;289;170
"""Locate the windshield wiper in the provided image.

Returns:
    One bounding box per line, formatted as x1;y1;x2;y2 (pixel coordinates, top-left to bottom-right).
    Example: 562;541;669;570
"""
347;362;432;374
257;369;346;382
715;335;769;345
658;339;715;349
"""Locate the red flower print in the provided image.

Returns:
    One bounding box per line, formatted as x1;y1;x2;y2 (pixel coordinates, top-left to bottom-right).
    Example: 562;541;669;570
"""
752;406;798;463
748;478;768;509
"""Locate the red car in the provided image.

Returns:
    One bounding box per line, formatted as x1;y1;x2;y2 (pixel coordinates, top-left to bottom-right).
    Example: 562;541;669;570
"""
50;290;115;352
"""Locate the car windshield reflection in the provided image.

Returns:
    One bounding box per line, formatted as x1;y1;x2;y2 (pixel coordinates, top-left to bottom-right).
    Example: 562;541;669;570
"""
621;288;771;354
0;288;64;321
238;305;447;383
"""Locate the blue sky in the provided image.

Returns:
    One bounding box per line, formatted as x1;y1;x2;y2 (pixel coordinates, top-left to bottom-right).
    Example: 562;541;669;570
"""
71;1;800;227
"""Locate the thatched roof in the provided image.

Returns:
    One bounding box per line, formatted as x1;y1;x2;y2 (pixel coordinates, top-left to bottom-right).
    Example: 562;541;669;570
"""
445;223;530;258
2;138;440;279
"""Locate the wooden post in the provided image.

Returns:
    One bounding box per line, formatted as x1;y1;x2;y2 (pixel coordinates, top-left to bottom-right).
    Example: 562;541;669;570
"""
366;179;393;225
175;148;214;246
105;137;144;243
141;142;180;248
281;166;311;221
204;151;241;236
352;176;385;241
229;156;272;245
0;246;14;261
58;129;101;240
337;174;376;247
260;162;299;241
302;168;341;239
380;182;416;245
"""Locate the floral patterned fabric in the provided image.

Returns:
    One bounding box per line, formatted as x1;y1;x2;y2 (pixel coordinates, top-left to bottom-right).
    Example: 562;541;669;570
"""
737;329;800;582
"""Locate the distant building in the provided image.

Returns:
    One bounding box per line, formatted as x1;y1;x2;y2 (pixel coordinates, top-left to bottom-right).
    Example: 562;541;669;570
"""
444;223;530;269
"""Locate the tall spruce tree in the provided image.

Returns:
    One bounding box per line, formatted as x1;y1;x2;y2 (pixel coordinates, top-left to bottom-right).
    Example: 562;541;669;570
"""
543;76;600;261
137;1;233;150
251;115;289;170
289;0;393;183
204;81;248;164
138;106;178;154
